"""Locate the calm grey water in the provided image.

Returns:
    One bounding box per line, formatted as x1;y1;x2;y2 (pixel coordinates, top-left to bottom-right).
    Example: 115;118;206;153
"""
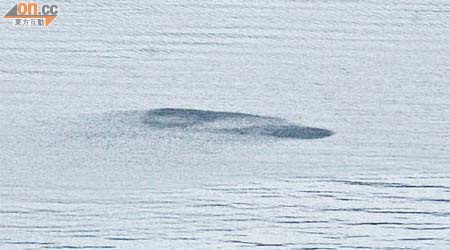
1;0;449;249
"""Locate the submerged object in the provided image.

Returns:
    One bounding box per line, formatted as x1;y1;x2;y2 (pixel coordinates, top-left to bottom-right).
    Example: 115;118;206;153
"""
145;108;333;139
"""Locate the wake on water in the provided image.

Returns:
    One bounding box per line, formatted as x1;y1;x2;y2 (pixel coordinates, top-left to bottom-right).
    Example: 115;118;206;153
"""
144;108;333;139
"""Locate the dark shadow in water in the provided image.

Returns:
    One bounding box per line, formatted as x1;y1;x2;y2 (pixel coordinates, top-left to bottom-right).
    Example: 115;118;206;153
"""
145;108;333;139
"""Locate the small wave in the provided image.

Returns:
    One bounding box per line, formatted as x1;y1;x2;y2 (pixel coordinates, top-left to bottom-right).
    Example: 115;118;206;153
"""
43;246;115;249
144;108;333;139
106;237;149;241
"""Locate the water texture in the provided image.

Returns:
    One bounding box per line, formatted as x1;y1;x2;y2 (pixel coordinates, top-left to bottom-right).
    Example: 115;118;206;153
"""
0;0;449;249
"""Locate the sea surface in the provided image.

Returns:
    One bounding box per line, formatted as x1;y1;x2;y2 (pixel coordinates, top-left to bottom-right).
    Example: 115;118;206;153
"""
1;0;449;249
